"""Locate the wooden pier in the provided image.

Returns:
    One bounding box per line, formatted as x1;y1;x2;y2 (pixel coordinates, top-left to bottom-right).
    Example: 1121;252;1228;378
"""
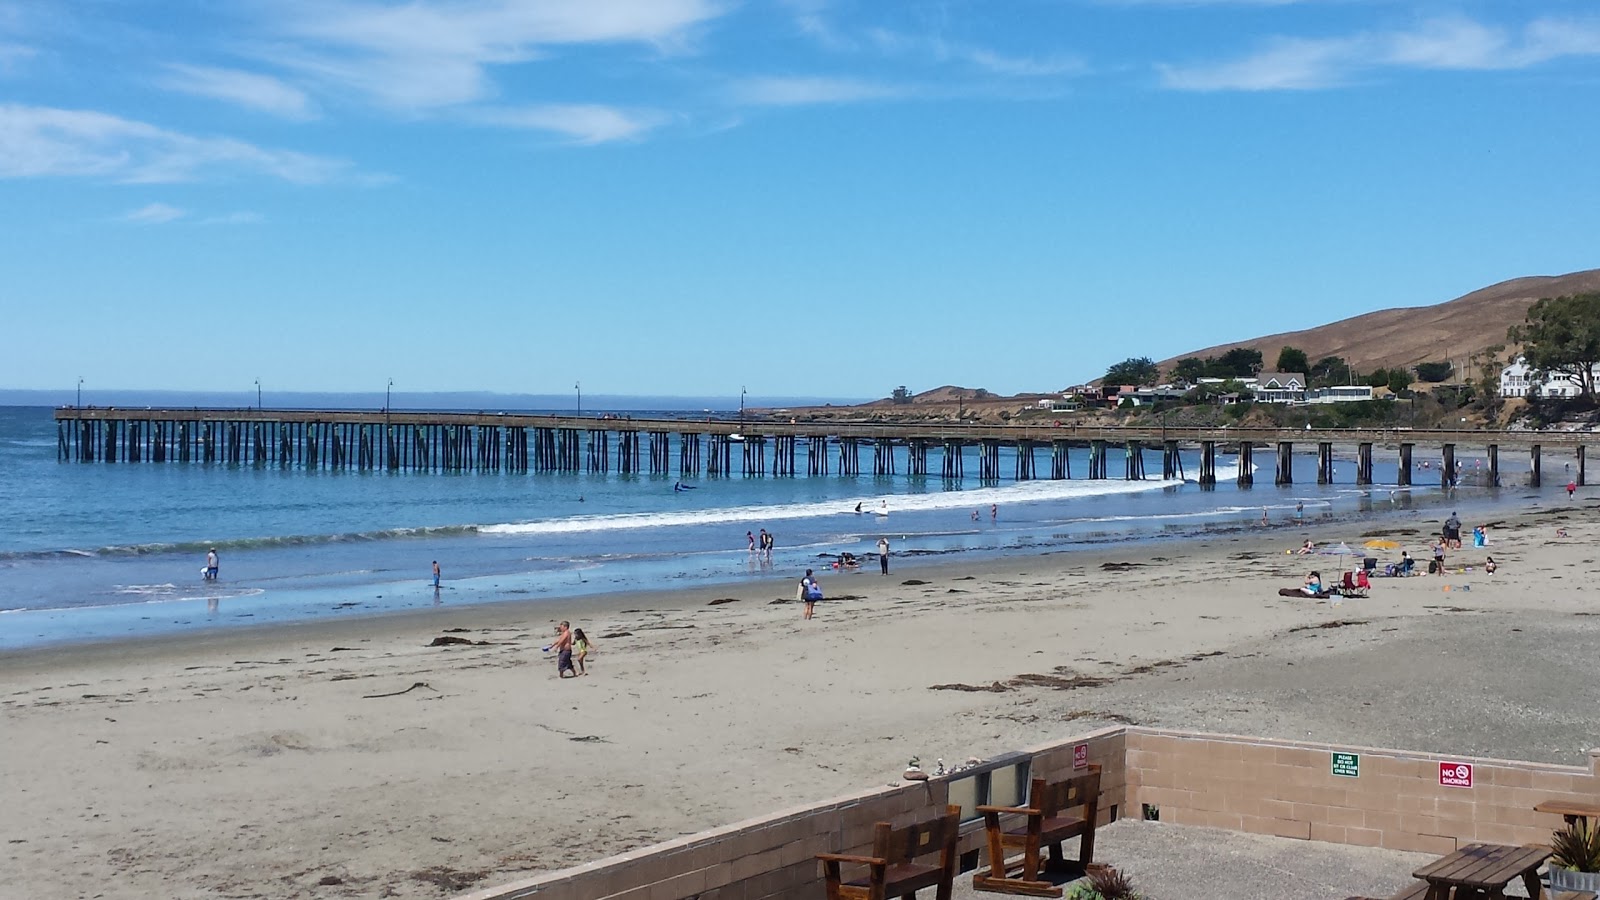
52;408;1590;487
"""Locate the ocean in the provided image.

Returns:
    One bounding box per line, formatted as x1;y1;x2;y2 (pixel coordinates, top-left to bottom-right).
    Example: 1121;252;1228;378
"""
0;405;1569;649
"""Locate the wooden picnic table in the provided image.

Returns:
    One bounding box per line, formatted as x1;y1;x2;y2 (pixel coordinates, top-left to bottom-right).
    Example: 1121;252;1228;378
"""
1536;799;1600;828
1412;842;1550;899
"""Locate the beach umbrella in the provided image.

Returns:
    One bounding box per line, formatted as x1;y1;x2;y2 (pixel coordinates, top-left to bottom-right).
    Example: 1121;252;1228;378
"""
1363;539;1399;550
1321;542;1357;571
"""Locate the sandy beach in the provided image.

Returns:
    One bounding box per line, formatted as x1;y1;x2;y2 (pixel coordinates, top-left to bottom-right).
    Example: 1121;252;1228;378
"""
2;499;1597;900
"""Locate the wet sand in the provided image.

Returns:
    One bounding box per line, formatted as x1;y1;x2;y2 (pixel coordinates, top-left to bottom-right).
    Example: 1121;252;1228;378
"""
2;499;1596;899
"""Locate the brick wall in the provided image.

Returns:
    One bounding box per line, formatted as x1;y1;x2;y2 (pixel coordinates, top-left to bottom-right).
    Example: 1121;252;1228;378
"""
1123;728;1600;855
454;727;1127;900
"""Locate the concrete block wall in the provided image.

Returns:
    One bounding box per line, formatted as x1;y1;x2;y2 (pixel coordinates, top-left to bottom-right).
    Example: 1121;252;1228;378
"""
1123;728;1600;855
454;727;1129;900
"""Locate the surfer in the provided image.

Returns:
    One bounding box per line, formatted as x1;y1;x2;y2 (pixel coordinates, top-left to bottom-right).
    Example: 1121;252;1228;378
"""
854;502;862;514
673;481;696;492
877;500;888;516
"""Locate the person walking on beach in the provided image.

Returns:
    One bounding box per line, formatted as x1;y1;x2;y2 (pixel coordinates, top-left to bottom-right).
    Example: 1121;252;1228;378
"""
877;537;890;575
759;528;772;559
798;569;821;620
1569;480;1578;500
548;621;576;678
747;531;757;552
205;548;219;582
571;628;594;675
990;504;998;522
432;560;441;588
1432;538;1447;575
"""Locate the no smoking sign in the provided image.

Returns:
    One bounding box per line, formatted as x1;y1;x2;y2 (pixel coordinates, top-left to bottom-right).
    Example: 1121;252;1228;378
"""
1439;762;1474;788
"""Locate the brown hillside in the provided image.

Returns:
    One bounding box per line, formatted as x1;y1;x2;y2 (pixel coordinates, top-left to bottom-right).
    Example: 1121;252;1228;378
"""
1157;269;1600;376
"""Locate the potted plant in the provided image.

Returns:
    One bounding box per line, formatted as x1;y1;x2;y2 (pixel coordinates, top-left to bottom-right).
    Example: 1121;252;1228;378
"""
1066;867;1145;900
1549;820;1600;892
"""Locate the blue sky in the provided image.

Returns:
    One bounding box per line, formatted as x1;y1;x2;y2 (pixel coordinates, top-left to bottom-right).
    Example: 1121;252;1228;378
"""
3;0;1599;400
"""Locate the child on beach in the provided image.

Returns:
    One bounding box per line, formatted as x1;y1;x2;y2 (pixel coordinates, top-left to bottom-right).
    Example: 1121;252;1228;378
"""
571;629;593;675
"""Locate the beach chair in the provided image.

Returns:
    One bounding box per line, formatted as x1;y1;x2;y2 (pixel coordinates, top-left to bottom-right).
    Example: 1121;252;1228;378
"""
972;766;1101;897
1336;571;1369;598
817;804;960;900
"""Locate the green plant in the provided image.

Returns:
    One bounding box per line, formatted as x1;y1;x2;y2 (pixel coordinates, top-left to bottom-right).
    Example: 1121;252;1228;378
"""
1552;820;1600;872
1065;867;1144;900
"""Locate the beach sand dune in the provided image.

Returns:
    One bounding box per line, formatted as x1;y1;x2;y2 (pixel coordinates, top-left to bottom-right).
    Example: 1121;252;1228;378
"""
2;505;1597;899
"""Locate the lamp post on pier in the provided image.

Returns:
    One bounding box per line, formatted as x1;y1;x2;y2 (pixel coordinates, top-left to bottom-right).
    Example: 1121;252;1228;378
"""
575;381;581;416
386;379;393;413
740;385;747;427
254;379;261;411
76;376;83;409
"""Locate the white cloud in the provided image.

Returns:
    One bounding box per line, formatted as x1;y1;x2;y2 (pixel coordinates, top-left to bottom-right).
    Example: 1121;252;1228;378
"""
1159;35;1357;90
964;49;1087;78
470;103;664;143
1161;15;1600;91
0;41;34;72
121;203;187;224
727;75;903;106
265;0;725;110
157;64;316;120
0;104;354;183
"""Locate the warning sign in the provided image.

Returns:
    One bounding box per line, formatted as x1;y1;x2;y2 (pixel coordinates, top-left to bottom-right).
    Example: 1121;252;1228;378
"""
1439;762;1474;788
1073;744;1089;770
1332;752;1360;778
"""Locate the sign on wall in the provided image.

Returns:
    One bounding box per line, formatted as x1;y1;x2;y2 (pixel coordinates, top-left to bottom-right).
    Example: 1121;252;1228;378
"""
1073;744;1089;770
1332;752;1360;778
1439;762;1474;788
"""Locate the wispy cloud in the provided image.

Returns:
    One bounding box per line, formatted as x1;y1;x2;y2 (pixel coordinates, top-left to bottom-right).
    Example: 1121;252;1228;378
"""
0;41;34;72
264;0;725;111
1161;15;1600;91
727;75;903;107
964;48;1087;78
157;64;316;120
469;103;665;144
787;9;1086;85
121;202;187;224
0;103;354;183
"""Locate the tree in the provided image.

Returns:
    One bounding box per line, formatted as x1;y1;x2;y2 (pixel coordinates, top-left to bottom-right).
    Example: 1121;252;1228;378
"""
1311;356;1352;387
1386;369;1413;394
1215;347;1264;378
1414;361;1453;383
1104;356;1159;386
1508;293;1600;398
891;386;912;404
1171;357;1206;384
1468;343;1506;416
1366;368;1390;388
1275;347;1309;376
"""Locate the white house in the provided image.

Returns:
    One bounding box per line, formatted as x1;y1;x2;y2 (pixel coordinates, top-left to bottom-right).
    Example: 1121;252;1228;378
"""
1306;385;1376;404
1499;357;1595;398
1248;372;1307;404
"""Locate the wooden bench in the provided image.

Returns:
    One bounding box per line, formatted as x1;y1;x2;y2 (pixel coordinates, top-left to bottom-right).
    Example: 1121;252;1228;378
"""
817;804;960;900
971;766;1101;897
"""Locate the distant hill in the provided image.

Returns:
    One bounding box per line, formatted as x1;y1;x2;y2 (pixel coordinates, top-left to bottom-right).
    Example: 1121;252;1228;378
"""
1156;269;1600;377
